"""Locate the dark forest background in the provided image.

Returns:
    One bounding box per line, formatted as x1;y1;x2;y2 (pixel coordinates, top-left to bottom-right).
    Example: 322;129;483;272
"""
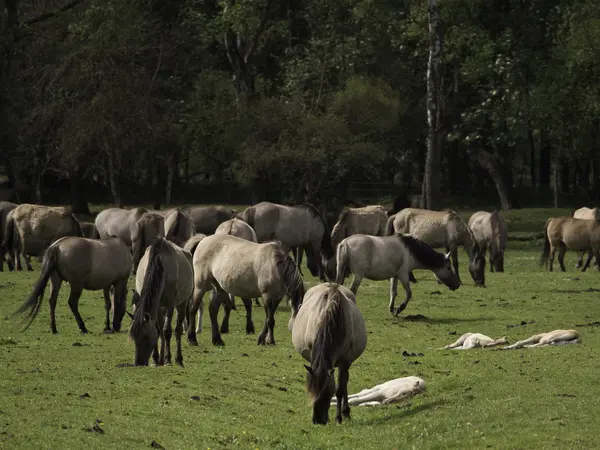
1;0;599;217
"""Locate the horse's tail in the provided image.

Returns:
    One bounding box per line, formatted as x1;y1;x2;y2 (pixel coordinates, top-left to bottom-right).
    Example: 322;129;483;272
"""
539;218;552;268
335;240;351;285
275;245;305;317
165;210;182;242
183;233;207;255
385;214;396;236
13;244;59;330
306;284;346;403
129;238;166;341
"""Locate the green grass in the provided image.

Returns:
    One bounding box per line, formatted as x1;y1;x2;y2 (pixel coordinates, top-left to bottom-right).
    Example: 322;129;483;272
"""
1;207;599;449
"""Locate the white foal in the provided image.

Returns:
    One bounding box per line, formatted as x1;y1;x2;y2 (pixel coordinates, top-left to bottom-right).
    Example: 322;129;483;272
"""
330;376;426;406
501;329;580;350
442;332;508;350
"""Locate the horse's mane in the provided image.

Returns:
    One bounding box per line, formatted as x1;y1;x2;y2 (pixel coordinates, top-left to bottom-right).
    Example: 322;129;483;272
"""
331;208;350;245
306;284;346;402
299;203;334;259
273;244;305;315
396;234;445;268
166;209;183;240
183;233;207;254
129;238;165;340
70;214;84;237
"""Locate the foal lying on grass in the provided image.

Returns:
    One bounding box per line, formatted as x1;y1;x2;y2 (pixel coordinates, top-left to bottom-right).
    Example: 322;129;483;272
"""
500;329;580;349
330;376;426;406
441;333;508;350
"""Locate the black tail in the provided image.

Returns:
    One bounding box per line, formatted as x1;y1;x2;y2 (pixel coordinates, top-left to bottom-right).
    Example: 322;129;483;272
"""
306;285;346;402
539;218;552;268
385;214;396;236
275;246;305;316
13;245;59;330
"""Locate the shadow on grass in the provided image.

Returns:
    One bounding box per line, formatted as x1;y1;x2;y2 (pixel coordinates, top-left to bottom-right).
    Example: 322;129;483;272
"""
398;314;494;324
358;399;446;425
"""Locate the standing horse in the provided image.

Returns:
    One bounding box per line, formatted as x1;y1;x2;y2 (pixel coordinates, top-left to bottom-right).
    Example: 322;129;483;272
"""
386;208;485;286
290;283;367;425
3;204;83;271
150;208;195;248
129;237;194;366
335;234;460;316
0;201;17;271
572;207;600;268
322;205;389;279
80;222;100;239
539;217;600;271
468;210;507;272
13;236;131;334
181;205;236;235
186;233;305;347
239;202;334;281
1;209;31;271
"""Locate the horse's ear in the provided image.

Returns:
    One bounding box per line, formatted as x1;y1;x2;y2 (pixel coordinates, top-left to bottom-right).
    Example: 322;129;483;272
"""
304;364;313;375
126;311;134;320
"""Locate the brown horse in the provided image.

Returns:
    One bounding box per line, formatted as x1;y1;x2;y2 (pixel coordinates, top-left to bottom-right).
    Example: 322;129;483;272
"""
572;207;600;268
539;216;600;271
149;208;195;248
181;205;237;235
468;210;507;272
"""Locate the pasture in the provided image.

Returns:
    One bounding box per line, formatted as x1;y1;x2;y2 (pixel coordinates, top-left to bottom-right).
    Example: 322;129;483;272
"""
1;207;599;449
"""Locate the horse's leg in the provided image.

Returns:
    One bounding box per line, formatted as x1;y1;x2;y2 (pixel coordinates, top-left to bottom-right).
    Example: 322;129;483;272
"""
388;277;398;314
393;273;412;316
258;296;279;345
582;249;594;272
174;302;186;367
220;295;232;334
48;272;62;334
209;289;226;346
548;244;557;271
409;271;417;283
349;274;363;295
152;310;164;366
187;286;207;345
66;285;88;334
450;248;461;284
576;251;584;269
297;247;304;276
25;254;33;271
229;293;237;311
242;298;255;334
254;298;261;307
557;243;567;272
103;287;112;332
336;363;351;424
162;306;175;365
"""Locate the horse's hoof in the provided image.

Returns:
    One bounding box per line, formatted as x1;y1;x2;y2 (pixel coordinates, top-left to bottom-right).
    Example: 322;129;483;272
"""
52;330;58;335
175;359;184;367
220;327;229;334
246;326;255;334
103;328;113;334
81;330;89;334
187;338;198;346
212;339;225;346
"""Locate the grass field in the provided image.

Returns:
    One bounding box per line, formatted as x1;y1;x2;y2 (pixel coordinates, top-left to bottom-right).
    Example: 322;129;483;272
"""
1;206;600;449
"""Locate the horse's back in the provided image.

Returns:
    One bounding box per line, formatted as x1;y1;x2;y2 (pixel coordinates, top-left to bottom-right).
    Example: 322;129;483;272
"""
250;202;324;246
183;205;235;234
95;207;147;242
573;207;600;221
13;204;78;254
547;216;600;247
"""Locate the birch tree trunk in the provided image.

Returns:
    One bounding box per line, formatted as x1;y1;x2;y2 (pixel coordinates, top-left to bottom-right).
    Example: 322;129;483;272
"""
423;0;443;210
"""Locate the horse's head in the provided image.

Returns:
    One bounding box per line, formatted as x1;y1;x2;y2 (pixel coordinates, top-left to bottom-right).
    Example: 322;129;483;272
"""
130;313;159;366
321;255;337;281
305;365;335;425
469;249;486;287
433;253;461;291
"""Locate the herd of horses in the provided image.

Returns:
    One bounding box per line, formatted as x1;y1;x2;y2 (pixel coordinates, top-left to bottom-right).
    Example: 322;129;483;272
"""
1;199;598;424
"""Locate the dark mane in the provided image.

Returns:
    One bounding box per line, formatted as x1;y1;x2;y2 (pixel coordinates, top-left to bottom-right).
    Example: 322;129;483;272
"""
299;203;334;259
166;209;183;241
273;244;305;315
396;234;445;268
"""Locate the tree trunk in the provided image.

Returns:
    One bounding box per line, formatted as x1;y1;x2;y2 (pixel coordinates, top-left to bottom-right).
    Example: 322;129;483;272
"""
553;162;559;208
151;155;160;210
473;150;520;209
107;153;123;208
165;151;177;205
423;0;443;210
539;128;551;187
527;123;537;187
69;168;90;214
560;158;570;194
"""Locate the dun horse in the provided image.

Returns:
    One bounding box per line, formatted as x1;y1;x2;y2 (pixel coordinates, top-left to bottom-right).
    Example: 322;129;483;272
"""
14;236;131;334
1;209;31;271
182;205;236;235
186;233;305;347
336;234;460;316
3;204;83;271
572;207;600;268
129;237;194;366
239;202;334;281
386;208;485;286
0;201;17;271
290;283;367;425
150;208;195;248
468;210;507;272
539;216;600;271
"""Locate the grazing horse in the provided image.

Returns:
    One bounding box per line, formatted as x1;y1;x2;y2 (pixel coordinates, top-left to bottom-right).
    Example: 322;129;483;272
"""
239;202;334;281
186;233;305;347
442;333;508;350
3;204;83;271
290;283;367;425
539;217;600;271
130;237;194;366
330;376;426;407
336;234;460;316
386;208;485;286
501;330;580;350
572;207;600;268
0;201;17;271
468;210;507;272
150;208;195;248
181;205;236;235
80;222;100;239
14;236;131;334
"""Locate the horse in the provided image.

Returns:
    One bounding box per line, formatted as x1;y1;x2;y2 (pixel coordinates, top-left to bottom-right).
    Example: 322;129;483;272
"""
150;208;195;248
1;209;31;271
330;376;426;407
214;217;261;314
13;236;131;334
289;283;367;425
181;205;236;235
80;222;100;239
335;233;461;316
572;207;600;268
0;201;17;271
238;201;334;281
386;208;485;286
322;205;389;279
539;217;600;271
129;237;194;366
442;333;508;350
3;204;83;271
501;330;580;350
186;233;305;347
468;210;507;272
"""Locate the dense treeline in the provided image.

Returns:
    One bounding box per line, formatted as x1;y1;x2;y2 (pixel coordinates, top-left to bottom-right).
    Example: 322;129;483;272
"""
1;0;600;217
